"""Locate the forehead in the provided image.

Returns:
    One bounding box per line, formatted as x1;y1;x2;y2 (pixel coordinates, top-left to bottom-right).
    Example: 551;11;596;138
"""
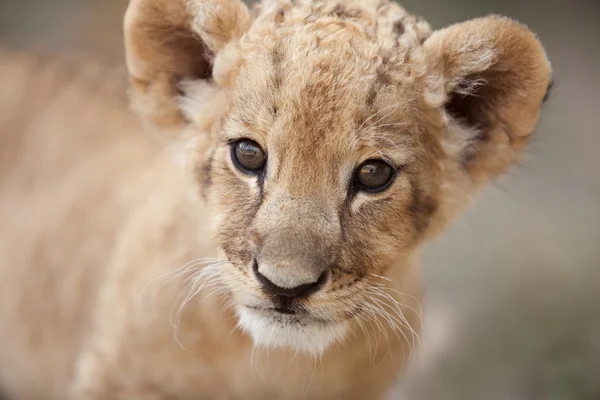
224;3;430;175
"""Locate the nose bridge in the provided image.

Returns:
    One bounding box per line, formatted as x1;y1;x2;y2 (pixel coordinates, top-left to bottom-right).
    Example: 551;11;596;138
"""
261;193;338;240
255;194;339;289
274;146;339;198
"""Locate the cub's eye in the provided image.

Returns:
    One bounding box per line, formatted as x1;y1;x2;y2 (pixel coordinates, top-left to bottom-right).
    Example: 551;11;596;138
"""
231;139;266;173
354;160;395;192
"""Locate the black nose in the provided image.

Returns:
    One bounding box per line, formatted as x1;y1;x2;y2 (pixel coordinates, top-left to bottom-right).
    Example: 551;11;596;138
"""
253;261;327;299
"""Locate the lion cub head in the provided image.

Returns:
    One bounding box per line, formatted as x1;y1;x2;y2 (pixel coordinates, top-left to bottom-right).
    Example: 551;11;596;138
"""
125;0;551;354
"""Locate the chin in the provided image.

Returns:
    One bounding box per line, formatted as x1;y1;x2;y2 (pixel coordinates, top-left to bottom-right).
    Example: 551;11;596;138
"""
236;306;349;356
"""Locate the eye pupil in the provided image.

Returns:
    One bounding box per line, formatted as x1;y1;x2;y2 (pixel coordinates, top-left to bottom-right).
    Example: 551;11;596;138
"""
233;139;266;172
355;160;394;192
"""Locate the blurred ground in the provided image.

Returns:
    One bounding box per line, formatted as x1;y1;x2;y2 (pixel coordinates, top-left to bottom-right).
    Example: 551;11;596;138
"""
1;1;599;399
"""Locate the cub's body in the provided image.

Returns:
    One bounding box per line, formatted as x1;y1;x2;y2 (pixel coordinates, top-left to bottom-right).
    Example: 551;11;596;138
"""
0;52;415;400
0;0;551;398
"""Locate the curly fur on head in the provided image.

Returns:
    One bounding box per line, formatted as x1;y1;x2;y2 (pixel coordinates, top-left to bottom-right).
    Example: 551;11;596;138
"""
0;0;552;399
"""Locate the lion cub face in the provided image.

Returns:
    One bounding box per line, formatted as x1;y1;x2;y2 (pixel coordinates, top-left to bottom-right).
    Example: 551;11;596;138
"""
208;24;440;353
125;0;551;353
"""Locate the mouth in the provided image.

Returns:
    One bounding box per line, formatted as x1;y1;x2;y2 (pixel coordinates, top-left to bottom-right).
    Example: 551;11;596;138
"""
237;305;348;355
274;307;295;314
246;304;297;315
244;304;336;323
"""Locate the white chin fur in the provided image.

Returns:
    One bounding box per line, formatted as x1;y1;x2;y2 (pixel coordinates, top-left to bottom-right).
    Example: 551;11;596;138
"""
237;307;348;355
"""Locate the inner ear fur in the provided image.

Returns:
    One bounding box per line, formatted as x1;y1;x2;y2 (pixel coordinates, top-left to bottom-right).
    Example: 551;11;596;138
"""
424;15;552;184
124;0;251;131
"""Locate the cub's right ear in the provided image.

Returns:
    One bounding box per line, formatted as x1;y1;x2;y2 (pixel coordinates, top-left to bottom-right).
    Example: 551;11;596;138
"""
124;0;251;131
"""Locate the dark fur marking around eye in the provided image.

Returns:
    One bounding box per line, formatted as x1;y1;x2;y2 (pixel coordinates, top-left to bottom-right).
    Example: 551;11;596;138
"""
256;171;265;202
337;200;351;243
219;184;264;267
408;183;437;238
217;144;268;267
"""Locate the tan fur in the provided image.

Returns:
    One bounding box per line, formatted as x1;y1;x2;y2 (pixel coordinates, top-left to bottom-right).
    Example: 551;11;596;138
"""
0;0;551;399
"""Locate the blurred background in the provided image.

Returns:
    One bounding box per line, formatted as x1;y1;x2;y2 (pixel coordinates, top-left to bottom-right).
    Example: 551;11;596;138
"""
1;0;598;399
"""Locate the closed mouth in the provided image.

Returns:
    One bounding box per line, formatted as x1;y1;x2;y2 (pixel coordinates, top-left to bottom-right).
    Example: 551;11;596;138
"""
243;305;333;325
245;305;297;315
273;307;296;314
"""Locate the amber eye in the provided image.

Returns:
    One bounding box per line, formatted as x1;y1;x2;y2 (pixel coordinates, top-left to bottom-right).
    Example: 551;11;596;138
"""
354;160;395;192
231;139;266;173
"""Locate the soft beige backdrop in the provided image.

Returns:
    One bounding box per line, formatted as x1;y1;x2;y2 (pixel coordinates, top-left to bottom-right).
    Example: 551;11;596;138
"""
1;1;598;399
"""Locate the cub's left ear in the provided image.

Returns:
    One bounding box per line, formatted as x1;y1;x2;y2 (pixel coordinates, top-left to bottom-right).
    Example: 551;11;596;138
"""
423;16;552;185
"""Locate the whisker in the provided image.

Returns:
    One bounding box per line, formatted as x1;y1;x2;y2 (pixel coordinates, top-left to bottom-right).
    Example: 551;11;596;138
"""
140;257;224;307
352;311;374;365
363;300;395;369
365;287;421;364
358;275;424;365
367;291;416;344
370;273;391;282
164;260;230;349
362;300;393;368
364;296;407;347
369;273;423;315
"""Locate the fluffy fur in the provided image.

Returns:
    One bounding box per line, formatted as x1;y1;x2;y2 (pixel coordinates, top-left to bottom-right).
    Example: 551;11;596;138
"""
0;0;551;399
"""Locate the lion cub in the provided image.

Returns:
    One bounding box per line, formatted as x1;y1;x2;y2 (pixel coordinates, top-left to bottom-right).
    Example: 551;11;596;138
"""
0;0;551;399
